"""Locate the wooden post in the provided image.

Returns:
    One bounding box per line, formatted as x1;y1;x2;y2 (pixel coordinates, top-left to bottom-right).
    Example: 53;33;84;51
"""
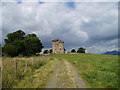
43;55;44;60
25;60;28;70
0;66;1;90
32;58;34;64
14;61;17;77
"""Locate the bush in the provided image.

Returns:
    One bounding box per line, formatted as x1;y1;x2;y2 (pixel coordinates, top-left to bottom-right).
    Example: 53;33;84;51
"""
71;49;76;53
43;50;48;54
77;47;86;53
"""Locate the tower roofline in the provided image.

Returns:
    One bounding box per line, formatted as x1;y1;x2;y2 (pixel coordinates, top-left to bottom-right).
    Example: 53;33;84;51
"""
52;39;64;43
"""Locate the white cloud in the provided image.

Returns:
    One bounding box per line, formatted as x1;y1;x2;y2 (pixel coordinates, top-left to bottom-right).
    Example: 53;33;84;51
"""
1;2;118;53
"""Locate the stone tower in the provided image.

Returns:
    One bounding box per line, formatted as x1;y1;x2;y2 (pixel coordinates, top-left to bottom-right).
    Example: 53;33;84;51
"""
52;39;64;53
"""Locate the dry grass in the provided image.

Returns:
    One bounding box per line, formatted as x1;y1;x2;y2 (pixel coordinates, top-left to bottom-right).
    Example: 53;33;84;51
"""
2;56;57;88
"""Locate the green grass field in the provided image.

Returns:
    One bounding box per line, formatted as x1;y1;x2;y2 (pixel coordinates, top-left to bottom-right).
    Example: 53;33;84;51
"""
50;53;118;88
2;53;119;88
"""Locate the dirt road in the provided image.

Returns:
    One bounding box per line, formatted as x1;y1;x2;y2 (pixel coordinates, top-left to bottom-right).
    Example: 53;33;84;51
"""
47;59;86;88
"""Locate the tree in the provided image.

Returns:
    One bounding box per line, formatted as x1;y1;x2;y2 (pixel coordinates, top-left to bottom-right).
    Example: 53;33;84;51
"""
0;44;2;57
3;43;17;57
24;34;43;56
71;49;76;53
64;48;66;53
77;47;86;53
3;30;26;57
3;30;43;57
49;49;52;53
5;30;25;44
43;50;48;54
13;40;26;55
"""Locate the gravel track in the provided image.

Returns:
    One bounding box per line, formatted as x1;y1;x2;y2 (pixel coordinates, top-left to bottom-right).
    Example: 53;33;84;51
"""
47;59;86;88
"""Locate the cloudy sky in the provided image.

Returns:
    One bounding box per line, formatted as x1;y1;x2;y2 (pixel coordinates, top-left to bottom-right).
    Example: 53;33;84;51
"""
1;0;119;54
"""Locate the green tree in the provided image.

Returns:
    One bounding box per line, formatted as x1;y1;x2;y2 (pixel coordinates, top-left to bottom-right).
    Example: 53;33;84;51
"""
0;44;2;57
5;30;25;44
3;30;26;57
13;40;25;55
24;34;43;56
77;47;86;53
3;30;43;57
71;49;76;53
3;43;17;57
64;48;66;53
49;49;52;53
43;50;48;54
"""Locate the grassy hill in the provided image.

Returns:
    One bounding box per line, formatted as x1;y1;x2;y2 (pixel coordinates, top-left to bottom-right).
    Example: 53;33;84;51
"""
50;53;118;88
2;53;119;88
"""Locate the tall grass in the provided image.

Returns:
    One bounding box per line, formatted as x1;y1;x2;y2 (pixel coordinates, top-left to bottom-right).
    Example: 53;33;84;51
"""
50;53;118;88
2;56;55;88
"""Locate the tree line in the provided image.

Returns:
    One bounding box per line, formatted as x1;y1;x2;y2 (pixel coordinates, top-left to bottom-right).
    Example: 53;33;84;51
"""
70;48;85;53
1;30;86;57
43;48;85;54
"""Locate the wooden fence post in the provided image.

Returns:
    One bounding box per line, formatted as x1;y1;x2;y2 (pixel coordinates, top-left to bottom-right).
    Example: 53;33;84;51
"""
14;60;18;77
43;55;44;60
32;58;34;64
25;60;28;70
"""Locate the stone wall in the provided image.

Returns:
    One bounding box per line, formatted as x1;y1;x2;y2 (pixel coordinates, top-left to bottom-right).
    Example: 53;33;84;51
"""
52;39;64;53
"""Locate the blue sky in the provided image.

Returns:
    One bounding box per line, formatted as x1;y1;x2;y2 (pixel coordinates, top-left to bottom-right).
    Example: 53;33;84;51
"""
16;0;22;3
66;2;75;8
1;1;119;54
